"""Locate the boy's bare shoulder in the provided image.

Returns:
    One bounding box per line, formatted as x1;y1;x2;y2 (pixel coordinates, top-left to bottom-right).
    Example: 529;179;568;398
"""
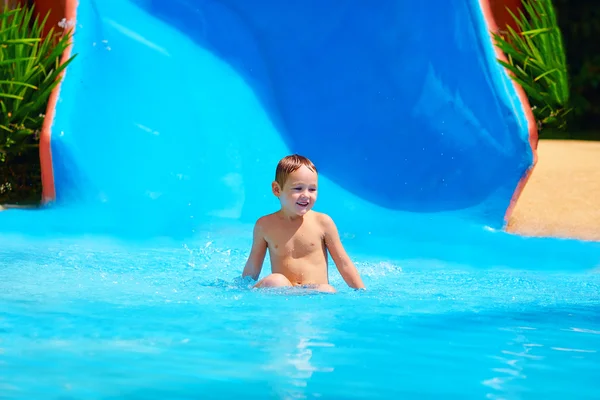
255;212;280;230
310;211;336;228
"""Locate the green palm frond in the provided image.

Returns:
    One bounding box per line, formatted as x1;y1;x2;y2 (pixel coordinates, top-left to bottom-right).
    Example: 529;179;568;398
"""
0;5;76;160
492;0;571;130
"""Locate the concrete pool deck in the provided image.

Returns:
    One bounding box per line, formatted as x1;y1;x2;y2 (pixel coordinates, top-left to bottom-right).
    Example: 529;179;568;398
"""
2;139;599;242
506;139;600;242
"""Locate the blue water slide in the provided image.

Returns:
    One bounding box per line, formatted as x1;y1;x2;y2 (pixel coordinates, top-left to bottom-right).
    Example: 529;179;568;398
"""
4;0;539;238
36;0;534;236
0;0;598;277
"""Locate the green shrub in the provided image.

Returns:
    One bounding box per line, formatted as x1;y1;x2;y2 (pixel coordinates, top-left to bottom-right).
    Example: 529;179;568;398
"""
0;5;76;204
493;0;571;131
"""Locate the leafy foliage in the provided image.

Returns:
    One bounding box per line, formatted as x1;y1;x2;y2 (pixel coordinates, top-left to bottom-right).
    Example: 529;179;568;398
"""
0;5;76;203
492;0;570;130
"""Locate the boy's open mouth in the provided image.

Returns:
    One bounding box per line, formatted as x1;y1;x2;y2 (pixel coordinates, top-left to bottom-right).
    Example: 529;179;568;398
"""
297;201;309;207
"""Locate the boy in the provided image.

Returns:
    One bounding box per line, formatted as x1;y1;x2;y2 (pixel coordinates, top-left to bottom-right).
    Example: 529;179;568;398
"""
242;154;366;292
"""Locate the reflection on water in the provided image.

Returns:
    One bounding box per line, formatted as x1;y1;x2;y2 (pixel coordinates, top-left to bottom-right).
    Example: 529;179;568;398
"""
484;328;537;398
483;323;600;400
1;233;599;399
262;313;335;399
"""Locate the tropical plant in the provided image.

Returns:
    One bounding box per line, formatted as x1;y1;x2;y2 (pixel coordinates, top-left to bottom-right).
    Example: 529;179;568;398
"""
0;5;76;203
492;0;571;130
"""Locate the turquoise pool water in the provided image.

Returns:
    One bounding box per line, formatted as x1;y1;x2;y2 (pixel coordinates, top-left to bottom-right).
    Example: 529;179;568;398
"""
4;1;598;398
2;224;599;399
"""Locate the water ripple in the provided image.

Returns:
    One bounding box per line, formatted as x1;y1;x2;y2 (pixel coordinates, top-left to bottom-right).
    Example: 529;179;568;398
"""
1;233;599;399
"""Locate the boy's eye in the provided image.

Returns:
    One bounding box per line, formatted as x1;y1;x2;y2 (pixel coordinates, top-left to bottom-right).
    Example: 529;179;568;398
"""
293;187;302;191
309;188;316;192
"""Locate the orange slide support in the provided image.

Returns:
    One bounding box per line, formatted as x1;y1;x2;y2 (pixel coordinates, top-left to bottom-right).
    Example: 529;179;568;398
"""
479;0;539;224
33;0;66;36
489;0;526;33
32;0;76;203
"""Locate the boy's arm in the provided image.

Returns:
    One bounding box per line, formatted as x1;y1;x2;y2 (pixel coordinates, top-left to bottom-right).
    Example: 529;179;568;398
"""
321;214;366;290
242;219;268;281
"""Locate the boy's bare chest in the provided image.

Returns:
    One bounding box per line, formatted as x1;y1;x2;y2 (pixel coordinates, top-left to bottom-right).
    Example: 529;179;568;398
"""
266;225;324;258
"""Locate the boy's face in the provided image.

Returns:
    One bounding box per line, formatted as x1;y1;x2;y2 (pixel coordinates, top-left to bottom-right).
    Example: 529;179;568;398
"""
272;165;318;216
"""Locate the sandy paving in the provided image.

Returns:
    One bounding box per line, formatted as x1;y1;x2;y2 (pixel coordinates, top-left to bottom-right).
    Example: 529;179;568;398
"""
507;139;600;242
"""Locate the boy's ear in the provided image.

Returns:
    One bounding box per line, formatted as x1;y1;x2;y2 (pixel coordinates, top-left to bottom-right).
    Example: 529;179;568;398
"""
271;181;281;197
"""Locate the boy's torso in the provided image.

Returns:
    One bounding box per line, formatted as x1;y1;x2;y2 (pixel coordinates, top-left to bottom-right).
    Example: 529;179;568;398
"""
262;211;329;285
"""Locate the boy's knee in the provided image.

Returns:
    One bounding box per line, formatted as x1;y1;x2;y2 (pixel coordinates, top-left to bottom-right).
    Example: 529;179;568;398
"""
256;273;292;288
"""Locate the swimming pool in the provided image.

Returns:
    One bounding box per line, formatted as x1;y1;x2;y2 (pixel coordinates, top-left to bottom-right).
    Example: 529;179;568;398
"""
3;0;599;397
2;215;599;399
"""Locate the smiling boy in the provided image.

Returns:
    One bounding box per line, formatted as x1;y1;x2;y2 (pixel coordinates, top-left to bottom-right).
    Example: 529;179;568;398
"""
241;154;366;292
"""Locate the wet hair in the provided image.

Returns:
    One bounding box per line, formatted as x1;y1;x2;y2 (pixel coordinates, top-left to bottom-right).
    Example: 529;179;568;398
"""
275;154;317;188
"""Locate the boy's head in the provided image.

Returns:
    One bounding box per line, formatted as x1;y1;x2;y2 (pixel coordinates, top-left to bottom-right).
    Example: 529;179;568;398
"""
274;154;317;188
272;154;318;216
